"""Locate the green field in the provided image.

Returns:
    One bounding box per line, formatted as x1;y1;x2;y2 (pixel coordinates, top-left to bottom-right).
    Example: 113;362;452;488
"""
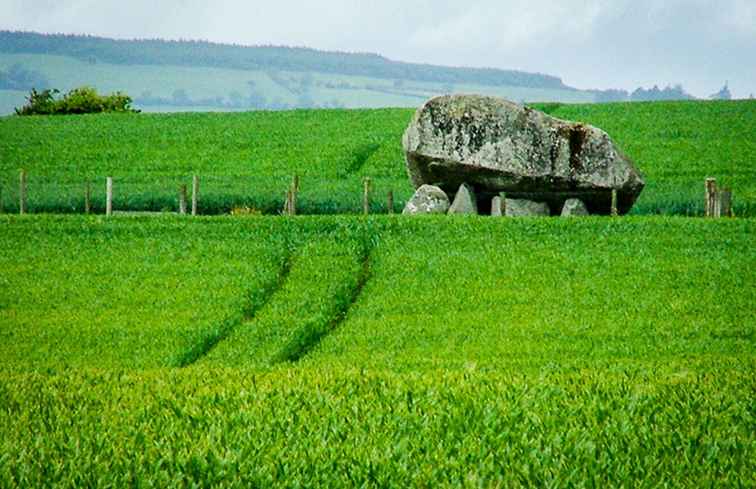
1;99;754;217
0;216;753;486
1;99;754;486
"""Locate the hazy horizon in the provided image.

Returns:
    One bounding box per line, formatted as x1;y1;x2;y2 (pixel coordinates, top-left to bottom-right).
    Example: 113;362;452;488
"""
2;0;755;98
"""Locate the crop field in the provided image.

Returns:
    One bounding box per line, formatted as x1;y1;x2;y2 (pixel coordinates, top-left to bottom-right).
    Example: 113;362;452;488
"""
0;215;754;486
0;99;754;217
0;99;754;486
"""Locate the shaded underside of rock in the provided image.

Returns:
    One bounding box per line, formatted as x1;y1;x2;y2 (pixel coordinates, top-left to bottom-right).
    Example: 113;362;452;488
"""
402;184;450;215
402;94;645;215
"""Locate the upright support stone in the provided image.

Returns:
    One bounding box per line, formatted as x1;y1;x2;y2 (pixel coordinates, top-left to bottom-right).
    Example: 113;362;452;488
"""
610;189;618;217
448;183;478;214
191;175;199;216
106;177;113;216
505;198;549;217
179;184;188;215
363;177;371;215
491;196;502;216
705;178;717;217
387;190;394;214
719;188;732;217
403;185;450;215
19;170;27;215
561;198;589;217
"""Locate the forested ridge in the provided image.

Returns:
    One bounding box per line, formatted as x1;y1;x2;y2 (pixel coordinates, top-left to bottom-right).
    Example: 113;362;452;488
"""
0;30;569;89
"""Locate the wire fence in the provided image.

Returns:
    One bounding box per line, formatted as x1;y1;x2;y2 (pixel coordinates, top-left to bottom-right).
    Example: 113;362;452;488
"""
0;172;413;216
0;171;752;218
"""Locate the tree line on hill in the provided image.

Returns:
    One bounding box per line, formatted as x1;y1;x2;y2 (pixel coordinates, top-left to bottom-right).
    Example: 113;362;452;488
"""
0;30;568;90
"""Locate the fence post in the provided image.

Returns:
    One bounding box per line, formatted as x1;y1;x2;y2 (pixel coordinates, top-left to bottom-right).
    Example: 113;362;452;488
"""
363;177;371;215
84;181;91;214
285;189;293;216
19;170;27;215
106;177;113;216
191;175;199;216
610;189;618;217
705;177;717;217
718;187;731;218
500;192;507;216
179;184;188;215
290;175;299;216
387;190;394;214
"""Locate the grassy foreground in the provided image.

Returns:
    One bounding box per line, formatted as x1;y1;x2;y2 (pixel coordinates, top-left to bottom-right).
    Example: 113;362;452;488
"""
0;215;753;486
0;100;754;216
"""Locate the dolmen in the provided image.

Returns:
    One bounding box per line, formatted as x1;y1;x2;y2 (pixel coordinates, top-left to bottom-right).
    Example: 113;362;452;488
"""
401;94;644;216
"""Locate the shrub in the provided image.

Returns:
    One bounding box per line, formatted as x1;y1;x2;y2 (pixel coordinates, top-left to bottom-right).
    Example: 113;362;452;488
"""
15;86;139;115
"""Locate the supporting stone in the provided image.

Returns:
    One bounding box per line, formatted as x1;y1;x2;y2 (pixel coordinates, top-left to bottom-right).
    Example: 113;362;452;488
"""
403;185;450;215
505;198;549;217
491;196;502;216
561;198;589;217
448;183;478;215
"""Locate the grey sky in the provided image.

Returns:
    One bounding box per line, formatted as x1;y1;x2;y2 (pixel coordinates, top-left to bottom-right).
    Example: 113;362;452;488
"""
2;0;755;98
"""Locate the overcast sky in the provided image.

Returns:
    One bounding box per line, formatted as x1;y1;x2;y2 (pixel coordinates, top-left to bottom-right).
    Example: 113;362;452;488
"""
2;0;755;98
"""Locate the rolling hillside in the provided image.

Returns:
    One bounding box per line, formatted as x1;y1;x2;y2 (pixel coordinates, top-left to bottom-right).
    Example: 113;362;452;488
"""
0;31;597;115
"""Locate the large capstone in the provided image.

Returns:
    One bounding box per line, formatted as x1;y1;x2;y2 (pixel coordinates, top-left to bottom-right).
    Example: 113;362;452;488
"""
402;184;450;215
402;95;645;214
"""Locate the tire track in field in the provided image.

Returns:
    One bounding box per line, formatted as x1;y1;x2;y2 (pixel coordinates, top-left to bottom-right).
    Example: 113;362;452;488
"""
173;255;293;368
272;247;372;364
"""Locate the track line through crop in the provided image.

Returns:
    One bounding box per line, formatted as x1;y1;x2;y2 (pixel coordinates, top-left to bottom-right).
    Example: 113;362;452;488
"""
174;255;292;367
273;247;372;363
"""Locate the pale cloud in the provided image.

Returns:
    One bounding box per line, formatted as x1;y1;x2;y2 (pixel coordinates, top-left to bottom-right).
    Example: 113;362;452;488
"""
0;0;754;97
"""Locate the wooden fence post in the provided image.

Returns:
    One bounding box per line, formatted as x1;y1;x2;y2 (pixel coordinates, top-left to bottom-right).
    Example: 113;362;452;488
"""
290;175;299;216
705;177;717;217
179;184;188;215
191;175;199;216
19;170;27;215
84;181;91;214
106;177;113;216
387;190;394;214
500;192;507;216
285;189;293;216
363;177;371;215
610;189;618;217
719;187;732;218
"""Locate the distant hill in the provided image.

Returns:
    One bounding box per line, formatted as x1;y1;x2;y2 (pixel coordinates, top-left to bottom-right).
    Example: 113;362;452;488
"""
0;31;569;90
0;31;695;115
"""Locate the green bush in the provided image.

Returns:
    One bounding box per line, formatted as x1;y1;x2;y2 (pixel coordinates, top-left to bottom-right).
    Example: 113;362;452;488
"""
14;86;139;115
